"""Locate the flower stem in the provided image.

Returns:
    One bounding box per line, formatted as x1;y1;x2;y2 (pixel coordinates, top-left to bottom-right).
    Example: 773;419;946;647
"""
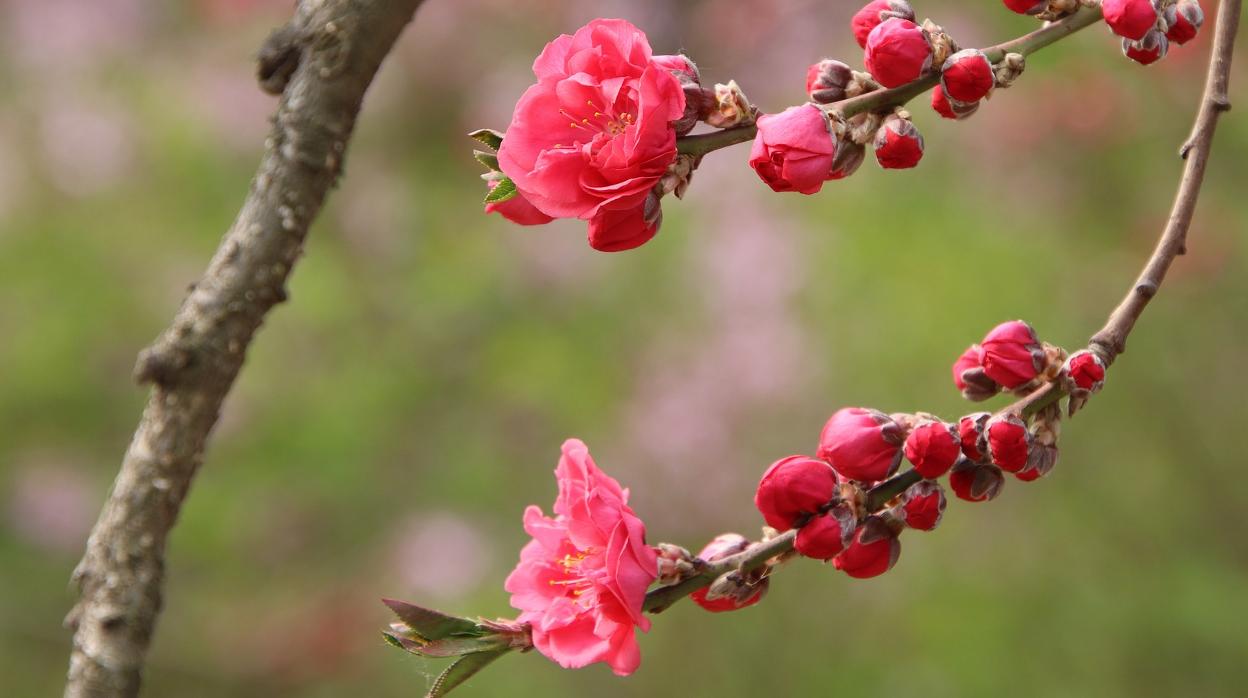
675;6;1104;158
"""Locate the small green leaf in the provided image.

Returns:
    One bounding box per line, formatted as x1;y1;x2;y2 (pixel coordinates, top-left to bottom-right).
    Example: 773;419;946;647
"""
382;599;481;641
427;649;509;698
483;177;517;204
474;150;500;172
382;632;407;651
468;129;504;151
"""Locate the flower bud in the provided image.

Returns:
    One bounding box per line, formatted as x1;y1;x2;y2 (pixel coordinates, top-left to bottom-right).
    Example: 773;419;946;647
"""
1123;30;1169;65
958;412;991;461
795;503;857;560
899;480;946;531
1063;350;1106;394
654;54;713;136
690;534;769;612
1103;0;1162;41
930;86;980;120
706;80;753;128
949;460;1004;502
754;455;839;531
952;343;1001;401
864;18;933;88
806;59;854;104
828;138;866;180
817;407;905;482
979;320;1044;389
904;419;961;479
873;114;924;169
832;516;901;578
749;104;837;194
986;414;1032;473
1002;0;1047;15
1164;0;1204;45
1016;442;1058;482
940;49;995;105
852;0;916;49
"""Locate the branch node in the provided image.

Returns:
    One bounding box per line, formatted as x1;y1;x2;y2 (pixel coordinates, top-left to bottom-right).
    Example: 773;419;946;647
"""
1134;280;1158;300
133;344;190;387
257;23;305;95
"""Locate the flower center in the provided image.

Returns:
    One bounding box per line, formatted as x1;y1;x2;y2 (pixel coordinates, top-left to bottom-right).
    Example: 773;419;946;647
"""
561;99;634;139
549;549;596;599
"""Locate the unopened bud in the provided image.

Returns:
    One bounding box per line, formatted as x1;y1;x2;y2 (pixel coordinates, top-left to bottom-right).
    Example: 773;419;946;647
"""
754;455;839;531
852;0;916;49
832;515;901;578
806;59;854;104
828;138;866;180
1123;30;1169;66
949;460;1005;502
986;414;1032;473
931;85;980;120
864;18;933;88
1165;0;1204;45
899;479;946;531
904;419;961;479
873;113;924;169
795;503;857;560
706;80;753;128
958;412;991;462
817;407;905;483
980;320;1045;389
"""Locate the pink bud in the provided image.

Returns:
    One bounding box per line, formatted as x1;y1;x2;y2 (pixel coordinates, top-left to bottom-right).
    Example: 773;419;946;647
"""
949;460;1004;502
795;504;857;560
690;534;769;612
904;420;961;479
1063;350;1107;394
940;49;994;105
900;480;946;531
958;412;991;462
832;516;901;578
979;320;1044;389
930;86;979;120
864;18;933;88
1123;30;1169;65
986;414;1032;473
817;407;904;482
1103;0;1162;41
873;114;924;169
1002;0;1047;14
806;59;854;104
754;455;839;531
852;0;916;49
1164;0;1203;45
749;104;837;195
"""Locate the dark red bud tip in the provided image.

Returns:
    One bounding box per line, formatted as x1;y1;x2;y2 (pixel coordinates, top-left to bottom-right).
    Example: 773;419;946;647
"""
794;504;857;560
949;460;1004;502
941;49;994;105
1123;30;1169;66
863;18;932;88
1002;0;1048;15
1063;350;1107;394
818;407;904;482
899;480;946;531
754;455;839;531
807;59;855;104
1015;443;1058;482
958;412;991;462
873;114;924;169
1165;0;1204;45
980;320;1044;389
986;414;1032;473
852;0;916;49
1103;0;1162;42
904;420;961;479
832;516;901;578
692;572;769;613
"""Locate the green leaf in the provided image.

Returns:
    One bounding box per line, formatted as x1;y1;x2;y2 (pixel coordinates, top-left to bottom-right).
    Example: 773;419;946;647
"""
483;177;517;204
382;599;481;641
467;129;504;151
473;150;500;172
427;649;509;698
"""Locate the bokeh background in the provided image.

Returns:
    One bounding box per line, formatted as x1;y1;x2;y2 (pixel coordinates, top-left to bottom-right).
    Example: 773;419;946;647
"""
2;0;1246;695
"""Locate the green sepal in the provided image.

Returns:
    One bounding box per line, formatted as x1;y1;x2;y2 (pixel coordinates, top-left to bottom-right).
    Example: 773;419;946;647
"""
474;150;501;172
382;598;481;641
467;128;504;151
483;177;518;204
426;648;510;698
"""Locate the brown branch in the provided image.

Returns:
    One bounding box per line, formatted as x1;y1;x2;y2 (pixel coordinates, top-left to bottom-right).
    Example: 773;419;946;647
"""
646;0;1239;616
63;2;424;695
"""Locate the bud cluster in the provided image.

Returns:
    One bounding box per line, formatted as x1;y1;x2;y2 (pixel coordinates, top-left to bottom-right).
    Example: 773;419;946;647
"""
1007;0;1205;66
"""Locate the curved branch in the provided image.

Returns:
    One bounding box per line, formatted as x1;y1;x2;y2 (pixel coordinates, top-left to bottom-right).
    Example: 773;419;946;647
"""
646;0;1238;616
63;2;424;695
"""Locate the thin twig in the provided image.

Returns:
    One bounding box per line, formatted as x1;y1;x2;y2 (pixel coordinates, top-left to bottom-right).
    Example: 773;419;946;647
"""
63;2;424;696
645;0;1238;615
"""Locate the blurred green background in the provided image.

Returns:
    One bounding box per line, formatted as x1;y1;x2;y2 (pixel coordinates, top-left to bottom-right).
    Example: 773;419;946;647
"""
2;1;1246;696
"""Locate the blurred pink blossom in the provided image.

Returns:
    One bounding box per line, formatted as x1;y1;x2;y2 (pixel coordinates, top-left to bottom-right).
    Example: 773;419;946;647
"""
3;0;148;74
390;511;492;601
38;94;136;197
7;459;97;554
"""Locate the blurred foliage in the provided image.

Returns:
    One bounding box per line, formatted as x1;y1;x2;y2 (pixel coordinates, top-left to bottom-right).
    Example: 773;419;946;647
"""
1;1;1246;696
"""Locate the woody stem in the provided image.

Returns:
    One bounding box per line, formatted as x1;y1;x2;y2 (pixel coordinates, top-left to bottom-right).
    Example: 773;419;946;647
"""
675;6;1104;158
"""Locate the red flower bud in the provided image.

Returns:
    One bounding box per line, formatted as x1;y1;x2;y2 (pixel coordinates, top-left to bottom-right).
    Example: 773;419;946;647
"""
852;0;916;49
979;320;1044;389
904;419;961;479
1103;0;1161;41
958;412;991;461
833;516;901;578
873;114;924;169
1016;443;1058;482
949;460;1004;502
930;86;980;120
828;139;866;180
1002;0;1047;15
1164;0;1204;45
864;18;933;88
986;414;1032;473
795;503;857;560
1123;30;1169;65
754;455;839;531
749;104;837;195
952;345;981;392
806;59;854;104
690;534;769;612
1063;350;1106;394
940;49;994;105
899;480;946;531
817;407;904;482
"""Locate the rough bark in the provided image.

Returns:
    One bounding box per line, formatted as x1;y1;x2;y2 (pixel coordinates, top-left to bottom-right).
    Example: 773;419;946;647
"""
64;2;424;695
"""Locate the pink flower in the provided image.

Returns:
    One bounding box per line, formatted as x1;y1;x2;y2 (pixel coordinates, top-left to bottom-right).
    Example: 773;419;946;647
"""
816;407;904;482
748;104;837;194
497;18;685;252
504;439;658;676
979;320;1044;389
484;181;554;226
